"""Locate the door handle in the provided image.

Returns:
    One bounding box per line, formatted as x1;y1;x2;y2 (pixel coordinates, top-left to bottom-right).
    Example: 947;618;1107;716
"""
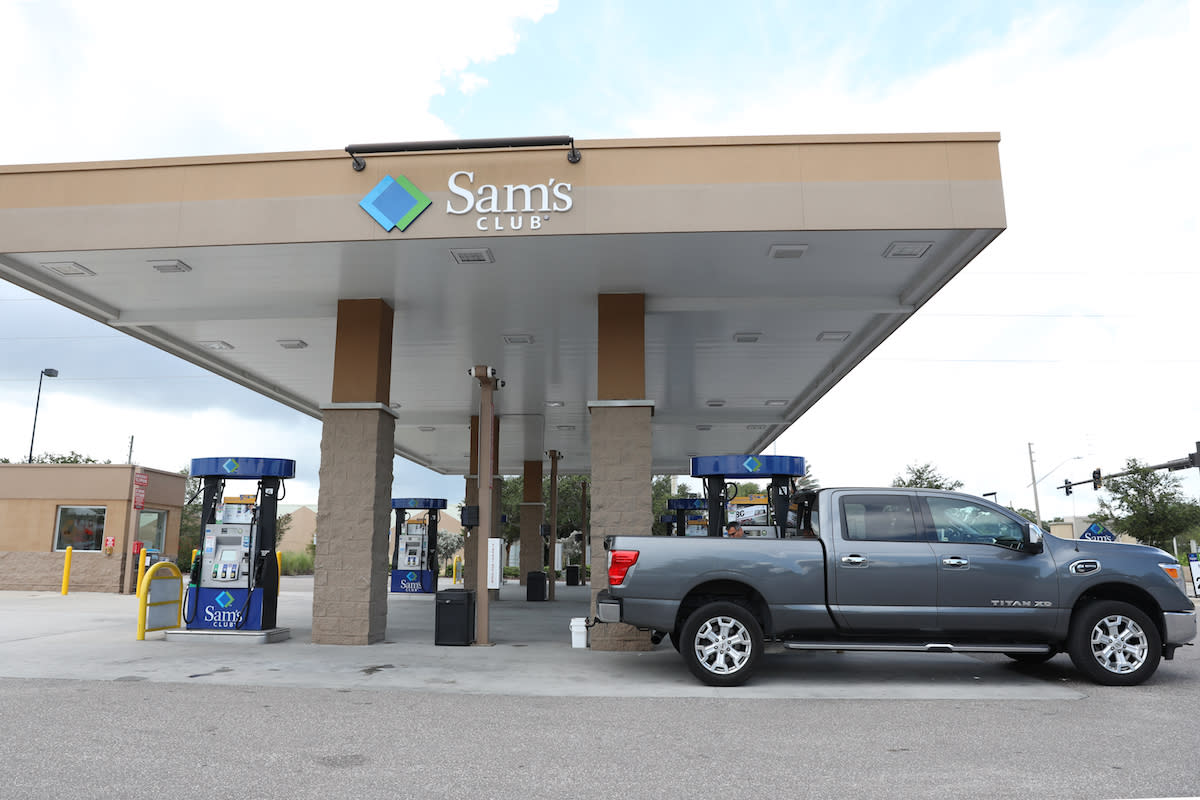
941;556;969;568
841;555;866;566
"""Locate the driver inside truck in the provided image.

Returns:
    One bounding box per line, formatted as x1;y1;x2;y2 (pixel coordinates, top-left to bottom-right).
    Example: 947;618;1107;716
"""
725;522;745;537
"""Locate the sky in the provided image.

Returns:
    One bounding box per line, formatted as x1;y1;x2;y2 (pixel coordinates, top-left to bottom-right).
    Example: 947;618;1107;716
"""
1;0;1197;525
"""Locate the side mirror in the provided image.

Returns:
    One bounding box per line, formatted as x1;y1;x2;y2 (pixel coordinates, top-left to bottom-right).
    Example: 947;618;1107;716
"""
1023;522;1044;554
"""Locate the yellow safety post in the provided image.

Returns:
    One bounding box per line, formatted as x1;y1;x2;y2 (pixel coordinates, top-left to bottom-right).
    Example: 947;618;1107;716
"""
61;546;73;595
276;551;282;595
137;561;183;640
135;548;149;598
453;555;463;584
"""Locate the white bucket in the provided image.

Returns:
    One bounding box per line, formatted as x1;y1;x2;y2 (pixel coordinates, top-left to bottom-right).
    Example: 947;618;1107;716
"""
569;617;587;648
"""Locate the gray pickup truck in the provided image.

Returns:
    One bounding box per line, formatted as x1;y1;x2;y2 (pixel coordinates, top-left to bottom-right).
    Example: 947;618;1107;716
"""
597;488;1196;687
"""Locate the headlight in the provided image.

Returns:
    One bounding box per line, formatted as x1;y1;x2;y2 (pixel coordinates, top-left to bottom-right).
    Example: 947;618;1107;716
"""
1159;563;1187;594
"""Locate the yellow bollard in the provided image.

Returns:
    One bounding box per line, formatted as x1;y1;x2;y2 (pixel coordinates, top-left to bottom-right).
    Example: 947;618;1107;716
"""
136;548;149;597
276;551;282;595
61;546;73;595
453;555;463;584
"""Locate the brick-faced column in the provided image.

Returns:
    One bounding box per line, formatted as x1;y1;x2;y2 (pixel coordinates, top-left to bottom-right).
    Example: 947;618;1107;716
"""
312;408;395;644
518;459;544;586
312;298;395;645
589;293;654;651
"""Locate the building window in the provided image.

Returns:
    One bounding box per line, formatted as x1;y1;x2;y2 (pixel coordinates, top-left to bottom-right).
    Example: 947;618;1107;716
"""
55;506;106;551
137;509;169;552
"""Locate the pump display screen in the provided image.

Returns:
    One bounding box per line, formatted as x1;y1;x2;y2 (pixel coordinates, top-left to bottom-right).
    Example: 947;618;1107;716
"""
218;549;239;563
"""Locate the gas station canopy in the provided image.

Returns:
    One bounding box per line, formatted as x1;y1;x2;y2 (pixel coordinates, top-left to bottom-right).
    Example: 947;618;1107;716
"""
0;133;1005;476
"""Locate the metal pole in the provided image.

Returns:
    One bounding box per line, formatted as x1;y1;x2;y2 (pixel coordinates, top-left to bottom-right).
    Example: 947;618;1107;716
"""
473;370;497;645
1028;442;1043;528
547;450;560;601
29;371;45;463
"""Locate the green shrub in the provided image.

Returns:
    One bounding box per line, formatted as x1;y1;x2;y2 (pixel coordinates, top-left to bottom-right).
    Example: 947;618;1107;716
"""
279;551;314;576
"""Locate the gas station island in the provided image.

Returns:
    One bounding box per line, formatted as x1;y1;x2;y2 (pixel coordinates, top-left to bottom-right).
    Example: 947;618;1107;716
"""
0;132;1006;648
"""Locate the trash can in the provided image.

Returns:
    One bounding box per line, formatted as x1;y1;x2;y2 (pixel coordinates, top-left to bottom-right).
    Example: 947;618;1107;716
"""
526;571;548;601
434;589;475;645
565;565;581;586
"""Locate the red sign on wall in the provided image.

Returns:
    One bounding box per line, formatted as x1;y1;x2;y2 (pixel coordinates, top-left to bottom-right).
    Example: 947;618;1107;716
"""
103;536;116;549
133;473;149;487
133;486;145;510
132;541;143;555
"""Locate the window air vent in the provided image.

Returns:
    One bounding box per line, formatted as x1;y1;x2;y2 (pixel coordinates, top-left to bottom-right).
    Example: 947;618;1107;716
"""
883;241;933;259
41;261;95;277
149;259;192;273
768;244;808;260
450;248;494;264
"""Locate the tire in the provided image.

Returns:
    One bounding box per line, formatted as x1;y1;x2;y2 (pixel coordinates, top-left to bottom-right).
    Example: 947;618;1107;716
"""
669;625;681;652
1067;600;1161;686
679;601;762;687
1004;651;1056;665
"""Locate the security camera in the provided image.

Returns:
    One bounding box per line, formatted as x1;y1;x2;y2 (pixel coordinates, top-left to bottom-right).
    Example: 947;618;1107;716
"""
469;366;498;379
498;379;506;388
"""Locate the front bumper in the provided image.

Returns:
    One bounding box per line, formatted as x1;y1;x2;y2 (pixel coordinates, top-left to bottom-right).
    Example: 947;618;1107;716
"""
596;590;621;623
1164;609;1196;645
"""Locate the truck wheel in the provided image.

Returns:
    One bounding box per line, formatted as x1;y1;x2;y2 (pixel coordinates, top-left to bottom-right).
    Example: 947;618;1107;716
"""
1067;600;1161;686
680;601;762;687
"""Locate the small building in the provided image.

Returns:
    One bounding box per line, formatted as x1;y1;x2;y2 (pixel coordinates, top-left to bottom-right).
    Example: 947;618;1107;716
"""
0;464;185;593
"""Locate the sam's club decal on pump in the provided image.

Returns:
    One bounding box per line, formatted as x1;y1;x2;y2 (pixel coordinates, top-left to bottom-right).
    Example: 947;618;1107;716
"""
359;171;573;232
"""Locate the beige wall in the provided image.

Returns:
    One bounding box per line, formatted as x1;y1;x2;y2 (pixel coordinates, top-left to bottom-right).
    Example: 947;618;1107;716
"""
0;464;185;593
277;505;317;553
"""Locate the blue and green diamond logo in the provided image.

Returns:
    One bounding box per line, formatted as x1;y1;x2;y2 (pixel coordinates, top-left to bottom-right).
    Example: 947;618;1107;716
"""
215;591;235;608
360;175;431;232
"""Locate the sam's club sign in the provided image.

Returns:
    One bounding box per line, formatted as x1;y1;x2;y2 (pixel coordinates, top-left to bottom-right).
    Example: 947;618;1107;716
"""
360;171;573;233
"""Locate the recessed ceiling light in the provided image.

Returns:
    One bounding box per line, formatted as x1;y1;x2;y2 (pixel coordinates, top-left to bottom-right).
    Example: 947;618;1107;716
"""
545;400;565;408
418;426;436;432
883;241;933;259
276;339;308;350
198;340;234;351
768;244;808;259
746;424;768;430
41;261;94;277
764;399;787;407
817;331;851;342
390;402;402;410
705;399;726;408
556;425;576;431
733;332;762;343
149;259;191;273
695;424;712;431
449;247;494;264
503;334;534;345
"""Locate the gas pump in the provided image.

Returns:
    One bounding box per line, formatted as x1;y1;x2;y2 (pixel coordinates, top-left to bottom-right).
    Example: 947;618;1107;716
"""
666;497;708;536
183;457;295;631
690;455;806;538
390;498;447;593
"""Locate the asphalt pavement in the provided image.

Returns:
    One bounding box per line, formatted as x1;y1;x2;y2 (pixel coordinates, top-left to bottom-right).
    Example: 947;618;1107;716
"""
1;577;1198;800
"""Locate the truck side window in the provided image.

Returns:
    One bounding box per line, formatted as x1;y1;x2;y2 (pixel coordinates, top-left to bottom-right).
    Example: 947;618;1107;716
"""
840;496;921;542
925;497;1024;549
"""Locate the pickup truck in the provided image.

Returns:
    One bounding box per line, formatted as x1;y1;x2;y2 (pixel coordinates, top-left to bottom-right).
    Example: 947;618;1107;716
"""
596;488;1196;687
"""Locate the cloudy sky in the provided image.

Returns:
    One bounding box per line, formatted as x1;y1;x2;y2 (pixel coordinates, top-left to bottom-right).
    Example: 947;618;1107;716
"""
1;0;1196;524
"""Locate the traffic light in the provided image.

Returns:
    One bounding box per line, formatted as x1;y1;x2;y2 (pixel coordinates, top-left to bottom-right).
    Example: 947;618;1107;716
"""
1092;468;1102;490
1062;478;1072;496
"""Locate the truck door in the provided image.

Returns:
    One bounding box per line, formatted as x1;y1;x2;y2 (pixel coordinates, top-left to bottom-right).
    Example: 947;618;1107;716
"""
829;493;938;633
921;494;1060;637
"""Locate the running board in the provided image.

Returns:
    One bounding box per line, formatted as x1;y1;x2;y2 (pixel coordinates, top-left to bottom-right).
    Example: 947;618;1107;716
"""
782;642;1051;654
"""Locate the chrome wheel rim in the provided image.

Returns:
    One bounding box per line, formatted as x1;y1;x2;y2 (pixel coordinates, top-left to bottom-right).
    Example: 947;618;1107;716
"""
1089;613;1149;674
693;615;753;675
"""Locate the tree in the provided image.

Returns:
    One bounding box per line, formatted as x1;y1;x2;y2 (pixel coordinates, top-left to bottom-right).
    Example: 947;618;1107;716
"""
27;451;111;464
1093;458;1200;551
892;462;963;490
436;530;463;564
652;475;700;535
275;512;292;547
177;469;203;570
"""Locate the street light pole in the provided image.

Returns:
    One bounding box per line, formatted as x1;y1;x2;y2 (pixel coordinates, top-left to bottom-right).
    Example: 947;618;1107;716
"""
1032;443;1041;532
28;368;59;463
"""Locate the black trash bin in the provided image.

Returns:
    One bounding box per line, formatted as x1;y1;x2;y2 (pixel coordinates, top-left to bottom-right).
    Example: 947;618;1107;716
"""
526;571;548;601
565;565;581;586
434;589;475;645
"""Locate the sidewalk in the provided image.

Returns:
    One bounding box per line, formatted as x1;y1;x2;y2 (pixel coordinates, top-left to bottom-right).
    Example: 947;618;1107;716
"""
0;576;1088;700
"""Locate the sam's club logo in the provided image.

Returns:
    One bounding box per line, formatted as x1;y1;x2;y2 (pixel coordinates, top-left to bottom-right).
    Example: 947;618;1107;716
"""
215;591;235;608
360;175;431;232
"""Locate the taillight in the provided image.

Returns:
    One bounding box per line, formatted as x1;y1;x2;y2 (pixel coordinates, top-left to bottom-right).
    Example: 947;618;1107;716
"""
608;550;639;586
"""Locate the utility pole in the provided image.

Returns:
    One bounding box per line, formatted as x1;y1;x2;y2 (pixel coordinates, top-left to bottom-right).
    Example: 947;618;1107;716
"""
1027;442;1043;529
127;435;134;464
